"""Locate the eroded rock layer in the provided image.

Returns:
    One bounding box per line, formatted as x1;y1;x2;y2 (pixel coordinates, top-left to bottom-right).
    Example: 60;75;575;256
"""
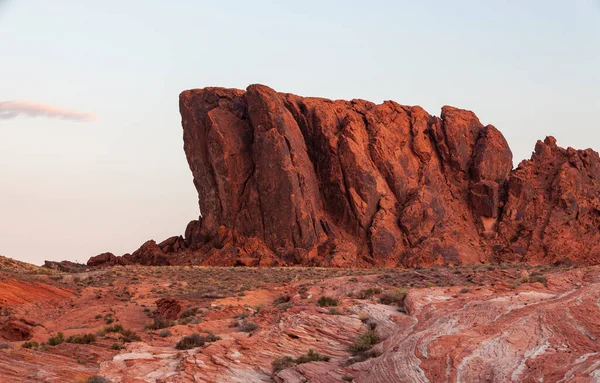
88;85;600;267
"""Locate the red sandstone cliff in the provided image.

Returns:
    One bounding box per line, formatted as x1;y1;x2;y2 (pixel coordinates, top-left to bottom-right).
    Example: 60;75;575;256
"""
87;85;600;267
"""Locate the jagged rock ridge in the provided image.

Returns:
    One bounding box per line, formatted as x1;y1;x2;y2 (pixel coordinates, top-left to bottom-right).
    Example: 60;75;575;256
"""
88;85;600;267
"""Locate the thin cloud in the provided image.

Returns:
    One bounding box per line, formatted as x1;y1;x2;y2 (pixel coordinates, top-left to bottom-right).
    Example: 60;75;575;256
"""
0;101;96;122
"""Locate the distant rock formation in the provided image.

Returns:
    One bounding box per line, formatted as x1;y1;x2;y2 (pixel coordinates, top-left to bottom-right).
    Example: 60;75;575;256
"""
87;85;600;267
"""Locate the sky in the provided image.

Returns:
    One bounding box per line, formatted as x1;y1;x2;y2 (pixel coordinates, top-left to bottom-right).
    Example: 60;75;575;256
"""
0;1;599;265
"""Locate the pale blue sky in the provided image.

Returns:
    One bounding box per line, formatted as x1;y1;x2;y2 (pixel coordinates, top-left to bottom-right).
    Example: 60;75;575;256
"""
1;1;599;264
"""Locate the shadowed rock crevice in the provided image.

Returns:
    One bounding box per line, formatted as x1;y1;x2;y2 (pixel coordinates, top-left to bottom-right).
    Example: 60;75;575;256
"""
87;84;600;268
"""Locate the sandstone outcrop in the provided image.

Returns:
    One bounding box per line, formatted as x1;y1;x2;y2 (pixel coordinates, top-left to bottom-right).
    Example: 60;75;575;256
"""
87;85;600;267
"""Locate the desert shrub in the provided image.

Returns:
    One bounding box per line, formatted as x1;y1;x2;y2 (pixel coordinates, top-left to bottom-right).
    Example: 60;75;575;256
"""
238;321;259;333
317;296;339;307
328;307;341;315
0;342;12;349
98;324;140;342
94;314;102;319
272;356;295;372
86;376;111;383
274;295;291;305
355;288;382;299
294;349;330;364
145;317;173;330
272;349;330;373
110;342;123;350
179;308;199;319
349;330;379;355
159;330;171;338
459;288;471;294
234;311;249;319
47;332;65;346
98;324;124;336
175;333;220;350
120;329;141;343
66;333;96;344
22;341;39;349
378;288;407;307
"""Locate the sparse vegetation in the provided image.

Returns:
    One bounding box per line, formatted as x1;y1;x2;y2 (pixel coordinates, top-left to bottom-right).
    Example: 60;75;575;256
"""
145;317;174;330
379;288;407;307
238;321;259;333
21;341;39;349
66;333;96;344
159;329;171;338
175;333;220;350
47;332;65;346
98;324;141;342
317;296;339;307
272;349;330;372
355;287;382;299
349;330;379;354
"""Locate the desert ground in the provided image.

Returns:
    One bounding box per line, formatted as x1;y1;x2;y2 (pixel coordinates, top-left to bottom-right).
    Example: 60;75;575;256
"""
2;257;600;382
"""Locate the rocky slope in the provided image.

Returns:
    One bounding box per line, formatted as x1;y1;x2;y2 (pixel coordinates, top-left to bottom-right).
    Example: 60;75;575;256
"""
88;84;600;268
3;263;600;382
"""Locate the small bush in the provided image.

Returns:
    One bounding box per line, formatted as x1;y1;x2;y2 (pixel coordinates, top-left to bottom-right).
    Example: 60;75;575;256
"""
272;349;330;373
272;356;295;372
66;333;96;344
110;342;123;350
355;288;382;299
459;288;471;294
146;317;173;330
274;295;291;305
22;341;39;349
294;349;330;364
47;332;65;346
529;274;548;286
98;324;140;342
317;296;339;307
175;333;220;350
159;330;171;338
179;308;199;319
238;321;259;333
0;342;12;349
349;330;379;355
378;288;407;307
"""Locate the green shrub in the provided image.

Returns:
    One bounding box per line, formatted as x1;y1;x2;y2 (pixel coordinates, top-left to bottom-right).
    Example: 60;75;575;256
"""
272;356;295;372
294;349;330;364
349;330;379;355
179;308;199;319
272;349;330;373
22;341;39;349
47;332;65;346
238;321;259;333
159;330;171;338
317;296;339;307
175;333;220;350
378;288;407;307
66;333;96;344
145;317;173;330
355;288;382;299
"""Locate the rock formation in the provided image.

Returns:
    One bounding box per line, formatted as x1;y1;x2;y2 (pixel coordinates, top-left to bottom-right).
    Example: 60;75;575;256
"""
87;85;600;267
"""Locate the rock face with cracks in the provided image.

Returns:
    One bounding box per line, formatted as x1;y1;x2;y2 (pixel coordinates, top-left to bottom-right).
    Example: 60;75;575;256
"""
87;85;600;267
